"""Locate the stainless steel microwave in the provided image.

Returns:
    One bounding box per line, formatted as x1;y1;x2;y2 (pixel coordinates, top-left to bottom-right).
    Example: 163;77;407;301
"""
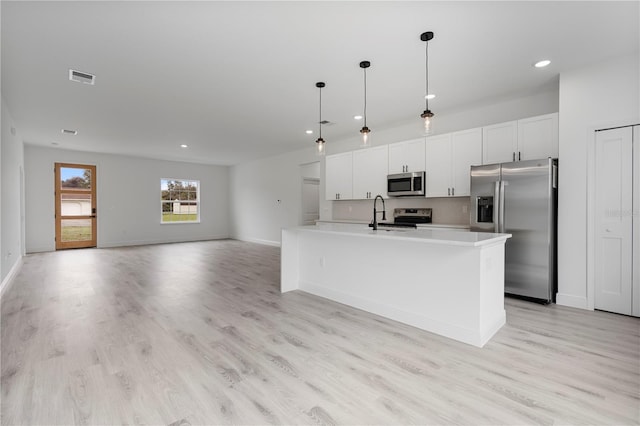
387;172;425;196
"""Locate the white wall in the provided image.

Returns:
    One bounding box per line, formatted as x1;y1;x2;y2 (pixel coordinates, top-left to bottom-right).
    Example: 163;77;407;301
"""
1;97;25;287
230;149;320;246
557;53;640;309
24;145;230;252
231;87;559;244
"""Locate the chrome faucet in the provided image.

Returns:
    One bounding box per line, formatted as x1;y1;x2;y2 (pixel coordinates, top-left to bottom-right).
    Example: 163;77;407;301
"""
372;195;387;230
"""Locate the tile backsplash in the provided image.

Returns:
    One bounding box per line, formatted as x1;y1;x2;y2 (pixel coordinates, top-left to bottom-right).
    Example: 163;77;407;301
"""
332;196;471;225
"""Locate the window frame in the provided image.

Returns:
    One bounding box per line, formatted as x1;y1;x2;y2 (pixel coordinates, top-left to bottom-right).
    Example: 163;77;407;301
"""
160;178;201;224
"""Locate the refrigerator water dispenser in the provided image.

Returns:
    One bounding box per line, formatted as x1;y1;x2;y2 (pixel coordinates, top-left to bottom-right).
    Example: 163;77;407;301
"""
476;196;493;223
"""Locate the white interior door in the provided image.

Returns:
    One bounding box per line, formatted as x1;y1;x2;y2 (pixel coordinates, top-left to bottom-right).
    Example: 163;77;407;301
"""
594;127;633;315
633;126;640;316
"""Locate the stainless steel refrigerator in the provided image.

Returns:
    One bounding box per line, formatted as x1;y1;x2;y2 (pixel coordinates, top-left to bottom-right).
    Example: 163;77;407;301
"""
470;158;558;303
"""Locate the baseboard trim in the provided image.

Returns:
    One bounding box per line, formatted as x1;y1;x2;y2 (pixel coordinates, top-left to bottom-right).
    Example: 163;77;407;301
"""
98;235;230;249
556;293;589;310
235;237;281;247
0;256;23;298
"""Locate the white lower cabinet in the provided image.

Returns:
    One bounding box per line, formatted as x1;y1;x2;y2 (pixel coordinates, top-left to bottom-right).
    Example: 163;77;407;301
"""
352;145;388;199
325;152;353;200
425;128;482;197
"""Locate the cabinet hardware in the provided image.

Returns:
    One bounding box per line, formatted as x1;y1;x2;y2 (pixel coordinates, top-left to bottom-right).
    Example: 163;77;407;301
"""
512;152;516;162
448;188;451;196
518;151;521;161
452;188;455;196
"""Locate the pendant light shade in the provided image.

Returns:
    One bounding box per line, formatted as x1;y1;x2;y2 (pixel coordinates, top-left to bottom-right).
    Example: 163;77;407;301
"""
359;60;371;147
315;82;326;156
420;31;435;135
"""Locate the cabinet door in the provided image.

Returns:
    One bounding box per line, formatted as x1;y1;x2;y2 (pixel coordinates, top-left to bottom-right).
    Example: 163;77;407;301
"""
451;127;483;197
388;138;425;174
352;146;389;199
482;121;517;164
325;152;353;200
424;134;452;197
518;113;559;161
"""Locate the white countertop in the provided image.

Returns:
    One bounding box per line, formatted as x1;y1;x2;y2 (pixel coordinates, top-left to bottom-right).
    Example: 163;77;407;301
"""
293;222;510;247
316;220;470;230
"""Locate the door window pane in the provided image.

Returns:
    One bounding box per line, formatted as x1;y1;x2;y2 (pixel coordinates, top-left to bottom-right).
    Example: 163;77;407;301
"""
60;219;92;242
60;193;92;216
60;167;92;190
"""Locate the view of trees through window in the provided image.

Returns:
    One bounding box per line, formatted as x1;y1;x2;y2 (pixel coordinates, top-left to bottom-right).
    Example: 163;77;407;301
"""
61;168;91;189
161;179;199;223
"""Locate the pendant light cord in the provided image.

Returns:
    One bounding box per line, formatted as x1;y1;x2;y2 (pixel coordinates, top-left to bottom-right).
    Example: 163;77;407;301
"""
363;67;368;128
425;39;429;111
318;86;322;139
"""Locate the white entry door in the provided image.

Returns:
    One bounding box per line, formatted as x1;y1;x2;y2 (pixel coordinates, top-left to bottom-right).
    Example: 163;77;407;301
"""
594;127;633;315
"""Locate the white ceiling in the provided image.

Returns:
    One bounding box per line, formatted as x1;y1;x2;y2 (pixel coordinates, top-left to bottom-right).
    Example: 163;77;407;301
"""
2;1;638;165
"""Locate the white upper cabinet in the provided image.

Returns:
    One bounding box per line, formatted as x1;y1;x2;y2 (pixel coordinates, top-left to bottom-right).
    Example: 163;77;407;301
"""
325;152;353;200
425;128;482;198
482;113;558;163
425;134;452;197
482;121;518;164
352;145;389;200
388;138;426;174
517;113;559;161
324;113;558;202
451;127;483;196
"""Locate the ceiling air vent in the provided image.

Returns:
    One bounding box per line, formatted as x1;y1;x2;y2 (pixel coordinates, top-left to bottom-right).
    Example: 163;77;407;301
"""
61;129;78;135
69;69;95;85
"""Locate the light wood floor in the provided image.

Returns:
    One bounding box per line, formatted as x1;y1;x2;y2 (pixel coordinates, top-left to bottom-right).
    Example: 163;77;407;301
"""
1;240;639;425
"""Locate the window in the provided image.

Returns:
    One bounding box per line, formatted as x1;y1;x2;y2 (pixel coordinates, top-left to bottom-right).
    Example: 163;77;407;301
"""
161;178;200;223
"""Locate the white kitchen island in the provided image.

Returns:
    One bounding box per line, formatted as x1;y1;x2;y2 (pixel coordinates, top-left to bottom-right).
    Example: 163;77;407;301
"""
281;223;511;347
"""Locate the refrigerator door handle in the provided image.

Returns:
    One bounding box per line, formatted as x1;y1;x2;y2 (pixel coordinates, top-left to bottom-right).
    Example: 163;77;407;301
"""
493;181;500;233
499;181;506;233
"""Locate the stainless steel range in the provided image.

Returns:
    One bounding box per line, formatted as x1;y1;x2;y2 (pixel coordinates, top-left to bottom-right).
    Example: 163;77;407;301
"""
370;208;432;229
394;208;432;225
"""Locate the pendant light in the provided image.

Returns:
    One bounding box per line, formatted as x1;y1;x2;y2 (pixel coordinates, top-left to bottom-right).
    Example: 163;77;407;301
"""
420;31;435;135
315;82;326;156
359;60;371;147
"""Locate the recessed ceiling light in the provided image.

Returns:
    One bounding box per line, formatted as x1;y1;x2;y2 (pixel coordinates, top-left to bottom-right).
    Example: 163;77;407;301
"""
425;94;436;100
354;115;363;120
534;60;551;68
180;144;188;148
305;130;313;134
61;129;77;135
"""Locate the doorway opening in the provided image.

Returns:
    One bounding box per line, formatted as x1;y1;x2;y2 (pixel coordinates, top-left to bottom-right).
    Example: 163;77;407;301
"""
300;162;321;226
54;163;97;249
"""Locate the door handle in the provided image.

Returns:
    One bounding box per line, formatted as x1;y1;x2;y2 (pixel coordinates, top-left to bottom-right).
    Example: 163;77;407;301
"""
493;181;500;233
499;181;506;233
